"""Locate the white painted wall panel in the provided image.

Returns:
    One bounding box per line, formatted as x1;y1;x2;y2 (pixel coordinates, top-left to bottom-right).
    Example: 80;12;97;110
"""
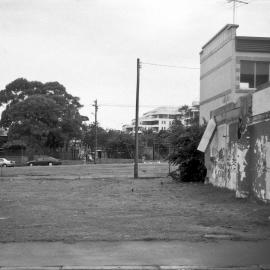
200;63;232;101
252;86;270;116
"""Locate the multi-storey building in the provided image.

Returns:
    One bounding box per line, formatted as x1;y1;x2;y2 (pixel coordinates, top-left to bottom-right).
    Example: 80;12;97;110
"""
199;24;270;202
122;104;199;133
200;24;270;124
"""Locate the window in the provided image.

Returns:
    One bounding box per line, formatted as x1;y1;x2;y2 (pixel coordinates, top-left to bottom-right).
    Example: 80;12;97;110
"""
142;120;158;125
240;61;270;89
240;61;254;88
256;62;269;87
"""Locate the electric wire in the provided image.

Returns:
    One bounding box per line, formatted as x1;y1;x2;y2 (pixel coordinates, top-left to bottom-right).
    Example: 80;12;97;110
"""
141;62;199;70
98;104;178;108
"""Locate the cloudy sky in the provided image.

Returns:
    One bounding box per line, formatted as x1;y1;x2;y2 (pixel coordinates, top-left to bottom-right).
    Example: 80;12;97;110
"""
0;0;269;129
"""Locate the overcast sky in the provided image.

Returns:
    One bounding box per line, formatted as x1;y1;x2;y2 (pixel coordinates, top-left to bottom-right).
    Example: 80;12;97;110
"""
0;0;269;129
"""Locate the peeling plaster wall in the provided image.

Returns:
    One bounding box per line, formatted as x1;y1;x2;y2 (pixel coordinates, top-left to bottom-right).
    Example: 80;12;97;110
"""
248;86;270;202
253;135;268;200
266;143;270;201
236;126;250;199
206;94;270;202
226;140;238;190
207;121;248;194
208;124;237;190
248;121;270;202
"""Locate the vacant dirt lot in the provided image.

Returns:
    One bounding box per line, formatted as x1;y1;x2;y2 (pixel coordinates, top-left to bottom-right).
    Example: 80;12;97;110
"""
0;163;269;242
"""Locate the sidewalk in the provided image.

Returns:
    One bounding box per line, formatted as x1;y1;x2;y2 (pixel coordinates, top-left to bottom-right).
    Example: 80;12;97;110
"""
0;240;270;269
0;266;269;270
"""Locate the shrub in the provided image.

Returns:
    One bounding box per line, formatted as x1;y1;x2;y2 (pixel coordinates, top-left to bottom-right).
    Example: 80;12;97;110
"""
168;121;206;182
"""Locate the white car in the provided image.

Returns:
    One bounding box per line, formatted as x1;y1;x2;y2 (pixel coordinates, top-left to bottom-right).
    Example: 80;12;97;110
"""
0;158;15;167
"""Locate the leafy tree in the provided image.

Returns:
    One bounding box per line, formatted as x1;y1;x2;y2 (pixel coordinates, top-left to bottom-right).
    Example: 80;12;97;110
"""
82;124;109;151
168;119;206;182
140;129;156;147
139;129;171;160
82;125;135;159
0;78;88;153
178;105;189;112
105;130;134;159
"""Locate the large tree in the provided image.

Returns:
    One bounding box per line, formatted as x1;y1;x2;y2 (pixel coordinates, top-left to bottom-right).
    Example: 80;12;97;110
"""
0;78;88;153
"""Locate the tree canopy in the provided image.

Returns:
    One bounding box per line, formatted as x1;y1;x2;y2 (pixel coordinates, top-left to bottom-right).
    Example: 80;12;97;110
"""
0;78;88;153
82;125;135;159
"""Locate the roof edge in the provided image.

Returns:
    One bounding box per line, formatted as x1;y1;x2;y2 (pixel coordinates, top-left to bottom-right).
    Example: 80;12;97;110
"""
202;24;239;50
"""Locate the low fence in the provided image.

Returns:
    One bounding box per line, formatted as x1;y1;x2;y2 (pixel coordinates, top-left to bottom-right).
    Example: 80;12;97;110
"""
0;156;144;166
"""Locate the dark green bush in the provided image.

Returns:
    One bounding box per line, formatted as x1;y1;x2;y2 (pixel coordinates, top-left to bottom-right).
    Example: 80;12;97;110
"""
168;120;207;182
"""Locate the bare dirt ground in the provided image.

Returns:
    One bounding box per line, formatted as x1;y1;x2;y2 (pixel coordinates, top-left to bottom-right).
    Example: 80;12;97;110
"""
0;163;269;243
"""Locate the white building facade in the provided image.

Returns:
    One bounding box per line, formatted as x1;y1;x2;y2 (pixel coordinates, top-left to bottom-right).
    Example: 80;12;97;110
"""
200;24;270;124
123;104;199;133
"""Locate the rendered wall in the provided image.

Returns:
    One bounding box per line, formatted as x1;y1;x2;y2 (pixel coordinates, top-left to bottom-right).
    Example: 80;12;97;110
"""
247;121;270;201
200;25;237;124
205;93;270;202
247;86;270;201
200;62;232;102
253;86;270;115
200;96;228;123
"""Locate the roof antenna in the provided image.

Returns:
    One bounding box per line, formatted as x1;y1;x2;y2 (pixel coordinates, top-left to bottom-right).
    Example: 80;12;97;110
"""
227;0;248;24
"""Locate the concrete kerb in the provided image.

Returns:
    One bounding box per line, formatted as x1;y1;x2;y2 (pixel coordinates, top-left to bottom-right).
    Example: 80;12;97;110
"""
0;266;269;270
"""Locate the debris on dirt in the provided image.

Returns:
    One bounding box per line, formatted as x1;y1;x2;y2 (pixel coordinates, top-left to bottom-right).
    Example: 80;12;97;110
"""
203;233;236;240
0;164;270;243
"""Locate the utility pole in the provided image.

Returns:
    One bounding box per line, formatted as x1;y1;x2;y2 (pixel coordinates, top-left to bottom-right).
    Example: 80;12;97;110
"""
134;58;141;178
93;99;98;164
227;0;248;24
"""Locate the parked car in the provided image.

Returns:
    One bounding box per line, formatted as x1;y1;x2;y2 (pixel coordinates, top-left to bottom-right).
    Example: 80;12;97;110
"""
26;156;62;166
0;158;15;167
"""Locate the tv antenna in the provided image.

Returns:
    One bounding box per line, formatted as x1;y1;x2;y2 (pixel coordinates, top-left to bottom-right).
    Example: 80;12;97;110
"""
227;0;248;24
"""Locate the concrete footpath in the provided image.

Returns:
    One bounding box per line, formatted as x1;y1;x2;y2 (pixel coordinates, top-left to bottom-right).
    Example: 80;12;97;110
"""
0;240;270;269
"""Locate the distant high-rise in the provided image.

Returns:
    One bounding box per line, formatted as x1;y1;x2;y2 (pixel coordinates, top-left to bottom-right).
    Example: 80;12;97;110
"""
122;103;199;133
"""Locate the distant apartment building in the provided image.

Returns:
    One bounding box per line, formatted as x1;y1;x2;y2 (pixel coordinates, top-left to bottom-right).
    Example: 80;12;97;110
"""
200;24;270;124
181;101;200;126
122;103;199;133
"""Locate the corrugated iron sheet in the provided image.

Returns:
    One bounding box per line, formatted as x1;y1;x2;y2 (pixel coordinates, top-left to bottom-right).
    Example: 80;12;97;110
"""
236;37;270;53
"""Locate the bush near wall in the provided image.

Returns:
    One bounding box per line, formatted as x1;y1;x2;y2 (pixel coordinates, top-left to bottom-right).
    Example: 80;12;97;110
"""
168;122;206;182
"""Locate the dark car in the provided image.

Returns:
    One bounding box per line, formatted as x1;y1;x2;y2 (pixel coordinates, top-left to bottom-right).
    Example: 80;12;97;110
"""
26;156;62;166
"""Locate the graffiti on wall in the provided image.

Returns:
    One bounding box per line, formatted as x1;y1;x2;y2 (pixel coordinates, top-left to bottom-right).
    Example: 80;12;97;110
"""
253;135;270;201
209;124;238;190
205;91;270;202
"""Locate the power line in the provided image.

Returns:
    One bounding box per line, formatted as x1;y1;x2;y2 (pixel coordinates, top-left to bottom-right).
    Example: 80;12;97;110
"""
99;104;137;108
98;104;181;108
141;62;199;70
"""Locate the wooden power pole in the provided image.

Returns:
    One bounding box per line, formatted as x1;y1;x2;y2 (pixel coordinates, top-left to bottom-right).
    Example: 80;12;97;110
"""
134;58;141;178
93;99;98;164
